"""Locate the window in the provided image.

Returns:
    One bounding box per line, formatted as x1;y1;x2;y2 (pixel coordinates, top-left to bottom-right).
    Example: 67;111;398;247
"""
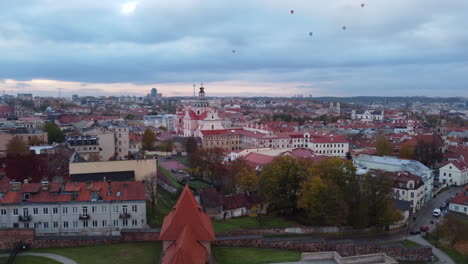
23;223;29;228
23;208;29;216
63;222;69;229
411;192;414;198
113;205;119;213
34;222;40;229
102;220;107;227
132;219;137;226
113;220;119;227
83;221;88;228
32;208;38;215
43;208;49;215
122;220;128;227
62;207;68;215
449;173;452;177
53;222;58;229
73;221;78;229
102;206;107;213
1;209;6;215
122;205;128;214
53;207;58;215
92;206;97;213
132;205;137;213
72;207;78;214
82;207;88;216
444;172;446;176
43;222;49;229
92;220;98;228
13;208;19;216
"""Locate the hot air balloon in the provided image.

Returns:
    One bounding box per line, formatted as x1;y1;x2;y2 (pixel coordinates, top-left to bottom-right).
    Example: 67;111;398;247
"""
290;10;294;14
361;3;365;8
309;32;313;36
342;26;346;30
232;50;235;54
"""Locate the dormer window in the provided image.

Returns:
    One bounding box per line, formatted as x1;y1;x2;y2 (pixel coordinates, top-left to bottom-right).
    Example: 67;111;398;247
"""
23;193;30;201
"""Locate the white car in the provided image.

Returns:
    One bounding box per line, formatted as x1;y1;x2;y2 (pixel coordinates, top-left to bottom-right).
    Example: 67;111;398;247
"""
432;208;441;217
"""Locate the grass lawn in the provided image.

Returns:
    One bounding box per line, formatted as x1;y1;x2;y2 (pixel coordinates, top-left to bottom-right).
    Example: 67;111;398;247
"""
187;179;211;189
174;156;188;165
147;187;179;227
158;165;181;187
214;216;298;233
0;256;61;264
213;247;301;264
380;240;423;248
31;242;162;264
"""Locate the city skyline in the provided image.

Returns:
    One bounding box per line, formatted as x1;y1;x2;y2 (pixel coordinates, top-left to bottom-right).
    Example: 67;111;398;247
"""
1;0;468;97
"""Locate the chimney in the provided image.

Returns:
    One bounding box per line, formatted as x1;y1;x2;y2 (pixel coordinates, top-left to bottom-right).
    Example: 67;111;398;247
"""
107;180;112;196
11;181;21;191
86;181;93;190
41;181;49;191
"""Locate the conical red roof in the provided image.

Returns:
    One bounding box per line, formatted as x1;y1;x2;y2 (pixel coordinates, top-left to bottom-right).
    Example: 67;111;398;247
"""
161;225;207;264
159;185;215;241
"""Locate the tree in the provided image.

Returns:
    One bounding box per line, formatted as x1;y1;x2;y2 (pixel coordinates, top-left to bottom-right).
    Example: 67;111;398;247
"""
297;176;348;225
346;151;352;160
376;135;394;156
142;128;156;151
144;173;158;216
399;142;414;159
439;216;468;247
43;122;65;144
185;137;198;154
158;126;168;131
236;167;258;193
28;136;45;146
259;156;305;214
7;136;29;156
413;138;443;168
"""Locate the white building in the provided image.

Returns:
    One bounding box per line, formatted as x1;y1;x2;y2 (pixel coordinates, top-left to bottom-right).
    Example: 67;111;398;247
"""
351;109;384;121
354;155;434;204
439;160;468;186
448;186;468;215
0;180;146;236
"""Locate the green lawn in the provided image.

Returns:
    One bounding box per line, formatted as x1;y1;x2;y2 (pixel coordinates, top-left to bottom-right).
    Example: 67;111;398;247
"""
187;179;211;189
147;187;179;227
214;216;298;233
158;165;181;187
213;247;301;264
174;157;188;165
0;256;61;264
31;242;162;264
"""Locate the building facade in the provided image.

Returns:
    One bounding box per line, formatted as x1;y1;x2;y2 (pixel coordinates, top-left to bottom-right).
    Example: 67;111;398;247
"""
439;161;468;186
0;181;146;236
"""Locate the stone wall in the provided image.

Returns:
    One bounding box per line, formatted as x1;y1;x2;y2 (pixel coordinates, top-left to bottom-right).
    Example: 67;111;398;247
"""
120;229;160;242
213;238;432;262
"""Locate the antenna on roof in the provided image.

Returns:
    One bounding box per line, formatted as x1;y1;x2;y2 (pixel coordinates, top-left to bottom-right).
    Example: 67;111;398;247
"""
193;84;196;98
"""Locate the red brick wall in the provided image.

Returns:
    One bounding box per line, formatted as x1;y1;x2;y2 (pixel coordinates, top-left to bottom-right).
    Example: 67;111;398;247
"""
120;230;160;242
0;229;36;242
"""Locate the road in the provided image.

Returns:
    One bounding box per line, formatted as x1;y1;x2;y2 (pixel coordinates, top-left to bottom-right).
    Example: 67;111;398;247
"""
410;185;463;233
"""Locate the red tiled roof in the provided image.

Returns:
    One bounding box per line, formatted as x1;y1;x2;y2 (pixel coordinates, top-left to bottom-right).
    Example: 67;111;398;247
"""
244;152;275;166
450;185;468;206
0;181;144;204
188;110;208;120
223;192;259;210
442;160;468;172
159;185;215;241
161;226;207;264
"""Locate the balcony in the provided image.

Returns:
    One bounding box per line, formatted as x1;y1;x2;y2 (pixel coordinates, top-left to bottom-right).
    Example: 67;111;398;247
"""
18;215;31;222
119;212;131;219
79;214;90;220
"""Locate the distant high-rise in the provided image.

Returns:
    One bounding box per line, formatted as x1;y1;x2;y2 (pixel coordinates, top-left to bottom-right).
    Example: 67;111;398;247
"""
151;88;157;98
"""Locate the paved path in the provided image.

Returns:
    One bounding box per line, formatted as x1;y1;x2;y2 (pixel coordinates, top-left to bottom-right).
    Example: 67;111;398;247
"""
407;235;454;264
0;252;78;264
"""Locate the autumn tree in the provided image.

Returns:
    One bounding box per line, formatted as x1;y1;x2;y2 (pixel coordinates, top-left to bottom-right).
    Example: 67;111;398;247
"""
28;136;45;146
223;158;249;194
236;167;258;193
259;156;305;214
7;136;29;156
413;138;443;168
439;216;468;247
376;135;394;156
297;176;348;225
43;122;65;144
185;137;198;154
142;128;156;151
399;142;414;159
144;173;158;216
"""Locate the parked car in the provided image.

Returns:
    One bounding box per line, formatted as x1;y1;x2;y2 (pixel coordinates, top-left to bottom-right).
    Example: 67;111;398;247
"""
410;229;421;235
165;156;173;159
420;226;430;232
433;208;442;217
171;168;177;173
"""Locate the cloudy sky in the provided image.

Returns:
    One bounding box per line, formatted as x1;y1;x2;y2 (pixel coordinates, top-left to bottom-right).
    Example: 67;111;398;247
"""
1;0;467;97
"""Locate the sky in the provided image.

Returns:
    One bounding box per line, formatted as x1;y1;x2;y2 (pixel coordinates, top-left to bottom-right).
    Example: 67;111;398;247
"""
1;0;467;98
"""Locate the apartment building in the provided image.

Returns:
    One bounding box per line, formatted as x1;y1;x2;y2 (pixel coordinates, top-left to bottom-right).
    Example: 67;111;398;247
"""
65;135;100;161
0;180;146;236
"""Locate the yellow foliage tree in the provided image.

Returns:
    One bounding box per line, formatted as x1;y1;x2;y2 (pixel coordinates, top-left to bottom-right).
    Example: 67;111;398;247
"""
236;167;258;192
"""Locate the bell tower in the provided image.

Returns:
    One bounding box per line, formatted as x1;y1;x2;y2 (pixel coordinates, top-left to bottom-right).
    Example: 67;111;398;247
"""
199;83;205;100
